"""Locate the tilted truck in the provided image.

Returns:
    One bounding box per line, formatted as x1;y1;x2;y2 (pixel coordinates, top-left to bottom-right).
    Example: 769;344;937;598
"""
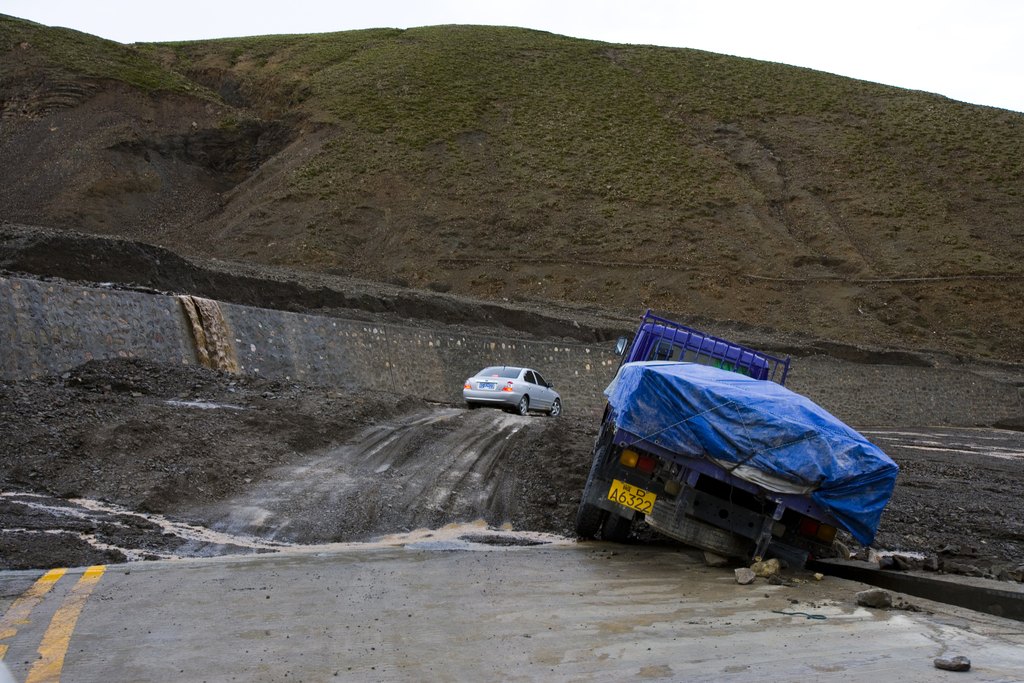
576;311;899;566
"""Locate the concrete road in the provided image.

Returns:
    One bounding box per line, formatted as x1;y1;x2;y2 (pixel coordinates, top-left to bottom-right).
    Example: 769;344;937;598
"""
2;533;1023;682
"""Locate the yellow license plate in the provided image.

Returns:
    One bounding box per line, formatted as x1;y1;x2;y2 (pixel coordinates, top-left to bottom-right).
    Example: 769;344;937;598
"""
608;479;656;514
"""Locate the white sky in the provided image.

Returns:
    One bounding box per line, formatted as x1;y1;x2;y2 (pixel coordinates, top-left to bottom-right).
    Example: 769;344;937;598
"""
4;0;1024;113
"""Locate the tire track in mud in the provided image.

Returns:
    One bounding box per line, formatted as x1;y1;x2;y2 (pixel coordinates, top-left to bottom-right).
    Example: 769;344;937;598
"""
196;408;556;543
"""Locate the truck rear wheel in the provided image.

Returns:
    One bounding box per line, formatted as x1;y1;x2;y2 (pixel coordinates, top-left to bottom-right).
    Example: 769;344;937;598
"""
601;512;632;543
575;502;605;539
575;445;609;539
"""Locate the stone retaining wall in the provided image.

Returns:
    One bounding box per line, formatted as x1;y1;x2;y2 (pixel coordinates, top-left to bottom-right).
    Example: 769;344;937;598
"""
1;276;620;415
2;275;1021;426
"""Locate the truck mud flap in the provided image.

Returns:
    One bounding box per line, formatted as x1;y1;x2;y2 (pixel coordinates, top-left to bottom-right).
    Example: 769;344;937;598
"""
585;480;636;520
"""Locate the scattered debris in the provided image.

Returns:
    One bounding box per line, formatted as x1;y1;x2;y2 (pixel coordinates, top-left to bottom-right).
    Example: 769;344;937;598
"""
856;588;893;609
703;551;729;567
767;574;797;587
933;656;971;672
750;558;780;578
735;567;756;585
879;554;918;571
893;597;922;612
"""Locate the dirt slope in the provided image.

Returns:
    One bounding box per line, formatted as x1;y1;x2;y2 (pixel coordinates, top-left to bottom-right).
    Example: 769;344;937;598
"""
1;16;1022;361
0;358;594;570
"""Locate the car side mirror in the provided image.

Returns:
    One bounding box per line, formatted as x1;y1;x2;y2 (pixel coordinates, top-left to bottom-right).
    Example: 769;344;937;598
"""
546;382;553;388
614;336;628;356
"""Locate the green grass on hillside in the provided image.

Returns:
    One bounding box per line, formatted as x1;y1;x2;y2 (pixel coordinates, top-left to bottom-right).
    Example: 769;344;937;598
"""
0;14;214;97
3;16;1023;280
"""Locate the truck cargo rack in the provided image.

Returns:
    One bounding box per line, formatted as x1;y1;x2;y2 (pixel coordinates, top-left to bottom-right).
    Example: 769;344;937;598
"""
629;310;790;385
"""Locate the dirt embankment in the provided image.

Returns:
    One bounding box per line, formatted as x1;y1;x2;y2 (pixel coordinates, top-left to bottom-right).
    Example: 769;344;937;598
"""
3;357;1024;577
0;221;636;343
0;358;595;570
11;220;1017;376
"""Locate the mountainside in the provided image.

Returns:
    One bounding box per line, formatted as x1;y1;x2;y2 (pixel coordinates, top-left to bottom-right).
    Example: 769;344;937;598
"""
1;15;1022;361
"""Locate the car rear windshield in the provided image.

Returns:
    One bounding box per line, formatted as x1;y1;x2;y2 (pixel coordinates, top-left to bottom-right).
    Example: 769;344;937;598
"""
477;366;521;378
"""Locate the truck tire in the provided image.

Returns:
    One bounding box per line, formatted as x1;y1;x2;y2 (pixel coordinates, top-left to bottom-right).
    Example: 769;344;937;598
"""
601;512;632;543
575;445;609;539
575;502;605;539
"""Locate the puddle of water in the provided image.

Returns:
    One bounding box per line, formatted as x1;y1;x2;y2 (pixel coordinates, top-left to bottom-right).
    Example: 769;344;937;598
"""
858;429;1024;461
1;492;293;561
1;493;572;563
163;400;247;410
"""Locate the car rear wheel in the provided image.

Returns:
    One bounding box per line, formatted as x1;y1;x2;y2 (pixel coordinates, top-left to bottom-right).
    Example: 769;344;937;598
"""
516;395;529;416
548;398;561;417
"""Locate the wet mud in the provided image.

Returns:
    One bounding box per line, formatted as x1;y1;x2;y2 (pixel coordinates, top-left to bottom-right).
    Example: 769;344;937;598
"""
2;358;1024;574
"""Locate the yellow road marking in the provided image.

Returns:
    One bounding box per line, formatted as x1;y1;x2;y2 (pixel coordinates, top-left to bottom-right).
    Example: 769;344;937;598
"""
0;569;67;660
25;566;105;683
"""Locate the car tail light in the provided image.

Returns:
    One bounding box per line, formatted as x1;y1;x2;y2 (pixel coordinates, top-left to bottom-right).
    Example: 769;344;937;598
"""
637;455;655;473
799;518;820;537
464;382;472;389
816;524;837;543
502;382;514;392
619;450;639;467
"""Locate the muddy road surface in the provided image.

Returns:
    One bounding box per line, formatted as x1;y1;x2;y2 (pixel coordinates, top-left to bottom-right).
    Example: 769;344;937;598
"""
196;407;583;544
2;358;1024;578
0;358;594;569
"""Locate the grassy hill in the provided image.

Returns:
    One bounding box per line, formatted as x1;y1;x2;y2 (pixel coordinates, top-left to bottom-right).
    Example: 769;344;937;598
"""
1;15;1022;360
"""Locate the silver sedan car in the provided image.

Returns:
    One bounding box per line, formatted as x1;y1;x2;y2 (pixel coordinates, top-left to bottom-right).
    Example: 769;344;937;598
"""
463;366;562;416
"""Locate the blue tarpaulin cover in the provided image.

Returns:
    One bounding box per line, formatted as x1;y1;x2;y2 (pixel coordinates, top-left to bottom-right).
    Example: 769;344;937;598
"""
605;362;899;546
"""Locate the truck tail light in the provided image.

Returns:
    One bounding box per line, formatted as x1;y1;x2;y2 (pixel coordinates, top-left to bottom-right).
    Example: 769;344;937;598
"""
816;524;837;543
619;450;639;468
502;382;514;392
799;518;820;537
637;455;655;474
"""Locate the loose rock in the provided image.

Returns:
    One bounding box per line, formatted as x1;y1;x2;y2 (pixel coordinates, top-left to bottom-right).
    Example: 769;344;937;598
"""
734;567;756;585
831;541;850;559
704;551;729;567
933;656;971;672
856;588;893;609
750;558;780;578
892;554;918;571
